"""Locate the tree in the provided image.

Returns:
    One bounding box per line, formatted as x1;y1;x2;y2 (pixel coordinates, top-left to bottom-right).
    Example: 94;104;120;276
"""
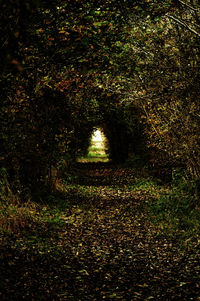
1;0;200;197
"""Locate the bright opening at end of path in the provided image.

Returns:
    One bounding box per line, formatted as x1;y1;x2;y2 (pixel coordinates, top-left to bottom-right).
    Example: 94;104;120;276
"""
92;129;103;142
78;128;109;162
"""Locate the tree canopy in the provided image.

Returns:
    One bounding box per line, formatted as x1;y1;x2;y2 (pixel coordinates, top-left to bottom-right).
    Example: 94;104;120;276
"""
0;0;200;195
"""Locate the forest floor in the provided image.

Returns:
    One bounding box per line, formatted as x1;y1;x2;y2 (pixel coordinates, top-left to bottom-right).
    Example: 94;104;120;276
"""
0;162;200;300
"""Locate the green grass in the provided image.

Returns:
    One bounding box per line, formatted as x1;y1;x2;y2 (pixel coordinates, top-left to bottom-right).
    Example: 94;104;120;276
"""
88;146;101;152
128;179;158;191
78;137;109;163
148;172;200;243
87;151;107;158
1;164;200;301
1;165;199;249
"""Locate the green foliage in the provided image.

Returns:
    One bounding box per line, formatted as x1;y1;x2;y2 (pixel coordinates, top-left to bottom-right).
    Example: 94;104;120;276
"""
1;162;200;300
129;179;157;191
149;169;200;240
0;0;200;201
1;1;200;298
78;130;109;163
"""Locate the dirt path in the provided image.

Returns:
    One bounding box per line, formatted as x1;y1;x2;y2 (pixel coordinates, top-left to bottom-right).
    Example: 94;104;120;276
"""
1;163;200;300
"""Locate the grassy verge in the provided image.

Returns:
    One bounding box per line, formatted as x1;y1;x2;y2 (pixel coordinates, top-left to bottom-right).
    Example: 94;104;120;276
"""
147;171;200;245
1;167;199;248
1;165;200;300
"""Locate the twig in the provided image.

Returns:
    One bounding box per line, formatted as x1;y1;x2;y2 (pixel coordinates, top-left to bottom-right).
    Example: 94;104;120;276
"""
177;0;199;12
167;14;200;37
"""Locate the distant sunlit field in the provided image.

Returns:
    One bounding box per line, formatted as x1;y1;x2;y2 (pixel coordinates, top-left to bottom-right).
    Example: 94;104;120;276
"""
78;129;109;162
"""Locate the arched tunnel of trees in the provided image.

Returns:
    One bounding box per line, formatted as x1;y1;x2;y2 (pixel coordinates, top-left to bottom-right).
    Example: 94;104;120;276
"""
1;1;200;299
0;0;200;195
78;115;146;165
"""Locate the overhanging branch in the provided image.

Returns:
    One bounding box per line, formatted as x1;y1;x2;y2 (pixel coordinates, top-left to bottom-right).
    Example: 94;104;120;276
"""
167;14;200;37
176;0;200;12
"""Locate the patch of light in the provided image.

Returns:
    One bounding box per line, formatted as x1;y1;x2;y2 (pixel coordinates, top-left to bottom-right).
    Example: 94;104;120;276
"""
92;129;103;142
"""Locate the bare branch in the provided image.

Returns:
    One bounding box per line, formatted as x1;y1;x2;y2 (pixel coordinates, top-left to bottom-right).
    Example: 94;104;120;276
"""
167;14;200;37
176;0;200;12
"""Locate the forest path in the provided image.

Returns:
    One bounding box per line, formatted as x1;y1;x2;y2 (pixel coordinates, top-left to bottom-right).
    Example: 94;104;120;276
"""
56;162;199;300
1;163;199;300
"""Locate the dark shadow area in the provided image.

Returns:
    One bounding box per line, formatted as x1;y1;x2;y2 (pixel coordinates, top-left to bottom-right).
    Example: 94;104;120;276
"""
70;161;152;187
1;213;199;301
1;160;200;301
72;163;138;187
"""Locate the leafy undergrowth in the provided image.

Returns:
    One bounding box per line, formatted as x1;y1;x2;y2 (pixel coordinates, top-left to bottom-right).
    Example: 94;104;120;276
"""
0;163;200;300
